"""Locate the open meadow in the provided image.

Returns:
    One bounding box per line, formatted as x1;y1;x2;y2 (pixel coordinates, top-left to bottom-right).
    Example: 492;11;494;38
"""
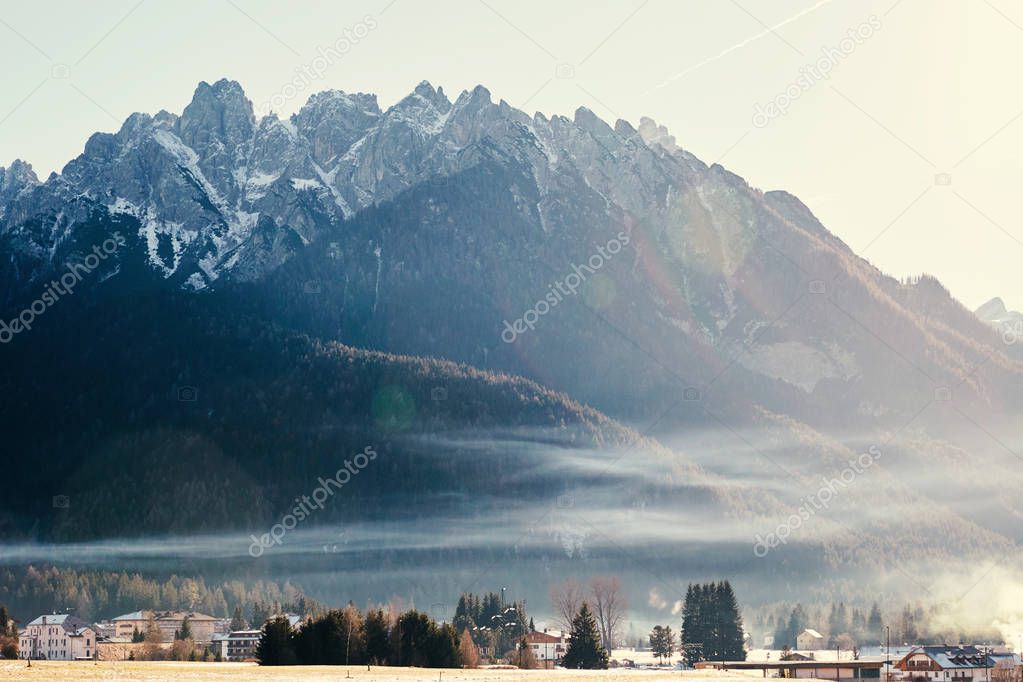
0;661;761;681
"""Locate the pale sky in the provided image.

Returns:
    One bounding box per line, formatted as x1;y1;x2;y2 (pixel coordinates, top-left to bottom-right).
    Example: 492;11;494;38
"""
1;0;1020;310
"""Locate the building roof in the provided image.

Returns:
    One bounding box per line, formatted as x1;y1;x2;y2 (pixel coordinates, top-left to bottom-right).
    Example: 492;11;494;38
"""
26;614;92;632
111;610;150;621
800;629;824;639
526;631;564;644
112;610;217;623
900;646;1003;670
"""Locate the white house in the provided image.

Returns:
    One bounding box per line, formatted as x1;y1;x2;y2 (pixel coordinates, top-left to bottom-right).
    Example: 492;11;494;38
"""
18;614;97;660
796;628;825;651
525;630;567;664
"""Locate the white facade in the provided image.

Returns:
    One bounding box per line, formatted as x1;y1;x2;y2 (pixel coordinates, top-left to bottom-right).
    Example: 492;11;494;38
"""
221;629;261;661
18;614;96;660
797;629;825;651
526;630;567;662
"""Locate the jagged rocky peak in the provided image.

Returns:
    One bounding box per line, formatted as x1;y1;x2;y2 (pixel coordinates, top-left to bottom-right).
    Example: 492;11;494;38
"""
454;84;492;107
637;116;678;151
0;159;40;218
294;90;381;166
614;118;638;137
177;78;255;152
404;80;452;114
573;106;616;139
0;159;40;192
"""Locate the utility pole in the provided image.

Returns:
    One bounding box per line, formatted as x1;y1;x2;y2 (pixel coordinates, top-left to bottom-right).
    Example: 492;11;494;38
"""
885;625;891;682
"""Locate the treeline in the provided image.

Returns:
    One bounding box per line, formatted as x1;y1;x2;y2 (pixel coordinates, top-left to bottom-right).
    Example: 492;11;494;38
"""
257;606;464;668
256;589;618;670
757;600;1000;649
0;566;318;623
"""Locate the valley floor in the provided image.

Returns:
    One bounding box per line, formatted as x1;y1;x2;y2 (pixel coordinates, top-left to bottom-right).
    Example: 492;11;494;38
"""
0;661;761;681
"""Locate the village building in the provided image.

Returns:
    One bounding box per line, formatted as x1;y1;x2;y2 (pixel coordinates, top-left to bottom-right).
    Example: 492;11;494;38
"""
110;610;218;643
797;628;826;651
211;629;262;661
525;629;567;664
18;614;97;660
895;645;1015;681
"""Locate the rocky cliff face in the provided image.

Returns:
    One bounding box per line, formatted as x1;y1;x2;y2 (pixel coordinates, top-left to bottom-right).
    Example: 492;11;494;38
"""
2;78;1021;431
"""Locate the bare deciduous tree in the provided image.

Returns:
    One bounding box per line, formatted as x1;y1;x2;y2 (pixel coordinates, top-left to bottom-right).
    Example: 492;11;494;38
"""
550;578;585;633
590;576;627;652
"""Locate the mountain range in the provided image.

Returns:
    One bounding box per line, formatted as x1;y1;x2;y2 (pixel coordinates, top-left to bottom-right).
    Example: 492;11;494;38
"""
2;79;1021;620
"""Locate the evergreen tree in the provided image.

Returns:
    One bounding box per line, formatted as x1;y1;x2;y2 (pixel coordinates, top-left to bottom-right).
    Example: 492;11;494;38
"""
715;581;745;661
867;603;883;644
774;604;806;650
650;625;675;664
680;584;704;665
480;593;502;627
251;601;270;628
255;616;296;666
176;615;192;641
851;608;866;642
364;609;390;665
562;603;609;670
426;623;459;668
395;610;434;667
681;581;745;663
828;602;848;641
899;605;918;644
131;626;144;643
230;605;247;631
453;594;474;632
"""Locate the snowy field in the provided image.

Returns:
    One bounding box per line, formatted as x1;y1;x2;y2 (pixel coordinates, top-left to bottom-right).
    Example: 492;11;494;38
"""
0;660;763;681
